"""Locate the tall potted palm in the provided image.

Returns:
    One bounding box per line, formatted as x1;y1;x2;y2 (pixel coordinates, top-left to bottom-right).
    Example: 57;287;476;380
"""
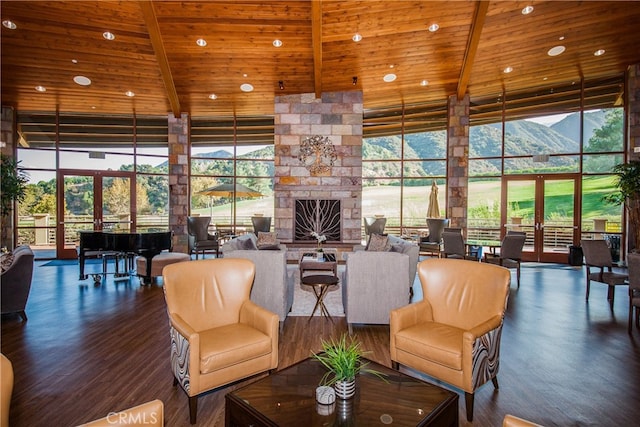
1;154;29;248
603;161;640;253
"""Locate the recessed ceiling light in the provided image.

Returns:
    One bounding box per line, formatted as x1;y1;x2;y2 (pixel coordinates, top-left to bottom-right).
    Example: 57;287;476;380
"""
543;77;548;81
352;33;362;42
196;38;207;47
73;75;92;86
420;80;429;86
103;31;115;41
240;83;254;92
428;23;439;32
2;20;17;30
243;73;248;78
559;36;565;41
71;59;78;64
35;86;46;92
208;94;218;100
594;49;606;56
125;91;135;97
521;5;534;15
383;73;397;82
547;45;565;56
272;39;283;47
503;66;513;73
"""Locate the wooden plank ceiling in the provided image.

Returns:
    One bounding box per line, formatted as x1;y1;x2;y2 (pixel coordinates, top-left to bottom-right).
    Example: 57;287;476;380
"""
1;1;639;117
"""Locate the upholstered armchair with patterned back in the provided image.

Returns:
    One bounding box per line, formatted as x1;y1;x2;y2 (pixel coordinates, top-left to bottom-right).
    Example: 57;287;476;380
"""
187;216;219;259
580;239;628;307
484;233;526;287
162;258;279;424
1;245;35;321
390;258;511;422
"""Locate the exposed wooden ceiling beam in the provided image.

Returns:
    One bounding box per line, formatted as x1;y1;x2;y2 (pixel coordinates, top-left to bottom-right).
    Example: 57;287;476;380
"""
312;0;323;99
139;0;181;116
457;0;489;100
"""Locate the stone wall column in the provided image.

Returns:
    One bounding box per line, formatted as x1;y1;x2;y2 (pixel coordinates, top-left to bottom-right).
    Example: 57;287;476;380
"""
274;91;363;244
168;113;189;253
446;94;470;233
626;64;640;252
629;64;640;162
0;106;16;249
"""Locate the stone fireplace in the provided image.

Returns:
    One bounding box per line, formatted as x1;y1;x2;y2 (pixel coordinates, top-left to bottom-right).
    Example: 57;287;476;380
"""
273;91;363;245
294;199;341;243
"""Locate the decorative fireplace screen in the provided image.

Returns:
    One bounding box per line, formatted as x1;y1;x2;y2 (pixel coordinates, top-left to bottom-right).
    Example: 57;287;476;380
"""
294;199;341;243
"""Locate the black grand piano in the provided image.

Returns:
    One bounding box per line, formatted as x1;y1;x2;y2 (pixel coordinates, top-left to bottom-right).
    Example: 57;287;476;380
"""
78;231;172;283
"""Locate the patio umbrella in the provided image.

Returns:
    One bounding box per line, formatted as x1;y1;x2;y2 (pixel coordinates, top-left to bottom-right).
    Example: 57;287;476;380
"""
198;183;263;219
427;180;440;218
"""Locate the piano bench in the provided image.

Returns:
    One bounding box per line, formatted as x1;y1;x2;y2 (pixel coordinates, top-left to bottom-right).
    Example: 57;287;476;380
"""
136;252;190;284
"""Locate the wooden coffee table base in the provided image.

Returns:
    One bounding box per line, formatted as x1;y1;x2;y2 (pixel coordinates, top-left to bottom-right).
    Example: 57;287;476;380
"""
225;357;458;427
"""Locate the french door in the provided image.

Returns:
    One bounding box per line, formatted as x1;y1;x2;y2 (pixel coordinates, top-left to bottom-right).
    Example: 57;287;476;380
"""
56;170;136;259
503;174;580;263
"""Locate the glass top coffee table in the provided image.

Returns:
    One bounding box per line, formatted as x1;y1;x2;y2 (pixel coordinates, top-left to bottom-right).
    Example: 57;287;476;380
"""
225;356;458;426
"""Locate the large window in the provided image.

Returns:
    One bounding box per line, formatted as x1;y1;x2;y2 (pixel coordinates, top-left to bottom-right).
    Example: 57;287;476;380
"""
15;113;169;258
190;116;274;230
363;102;448;237
468;76;626;248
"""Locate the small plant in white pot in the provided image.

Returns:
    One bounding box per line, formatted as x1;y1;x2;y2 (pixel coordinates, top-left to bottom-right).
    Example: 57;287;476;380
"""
312;333;385;399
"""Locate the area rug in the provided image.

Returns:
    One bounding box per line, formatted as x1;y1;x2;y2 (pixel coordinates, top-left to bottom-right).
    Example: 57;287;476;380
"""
287;266;345;317
41;259;102;267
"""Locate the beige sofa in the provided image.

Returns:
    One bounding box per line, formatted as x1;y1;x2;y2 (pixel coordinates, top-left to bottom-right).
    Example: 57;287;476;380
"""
222;234;294;332
343;235;418;333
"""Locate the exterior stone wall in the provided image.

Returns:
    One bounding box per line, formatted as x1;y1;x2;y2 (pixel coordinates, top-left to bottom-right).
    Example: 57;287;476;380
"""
274;91;363;244
446;94;470;234
168;113;189;253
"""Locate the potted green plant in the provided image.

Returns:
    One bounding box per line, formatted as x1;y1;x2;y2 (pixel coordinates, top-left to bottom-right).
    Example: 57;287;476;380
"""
602;161;640;252
1;155;29;248
312;333;385;399
0;154;28;217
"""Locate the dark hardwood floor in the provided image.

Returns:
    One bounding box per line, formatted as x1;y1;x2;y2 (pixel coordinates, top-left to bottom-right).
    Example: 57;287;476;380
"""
2;258;639;426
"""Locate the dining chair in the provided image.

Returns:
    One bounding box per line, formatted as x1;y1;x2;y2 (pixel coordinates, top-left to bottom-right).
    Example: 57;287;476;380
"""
441;230;478;260
580;239;628;308
484;233;526;287
627;253;640;333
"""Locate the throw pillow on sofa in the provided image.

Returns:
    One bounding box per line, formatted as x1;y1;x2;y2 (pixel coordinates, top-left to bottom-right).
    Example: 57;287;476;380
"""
257;232;279;250
367;233;391;252
240;237;258;250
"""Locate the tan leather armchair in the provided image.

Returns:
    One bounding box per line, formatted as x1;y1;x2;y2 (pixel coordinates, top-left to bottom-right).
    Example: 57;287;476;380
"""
162;258;279;424
390;258;511;422
503;414;544;427
77;399;164;426
1;354;13;427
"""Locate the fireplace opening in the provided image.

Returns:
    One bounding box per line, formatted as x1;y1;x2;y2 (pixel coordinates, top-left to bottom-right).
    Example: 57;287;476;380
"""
294;199;341;243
